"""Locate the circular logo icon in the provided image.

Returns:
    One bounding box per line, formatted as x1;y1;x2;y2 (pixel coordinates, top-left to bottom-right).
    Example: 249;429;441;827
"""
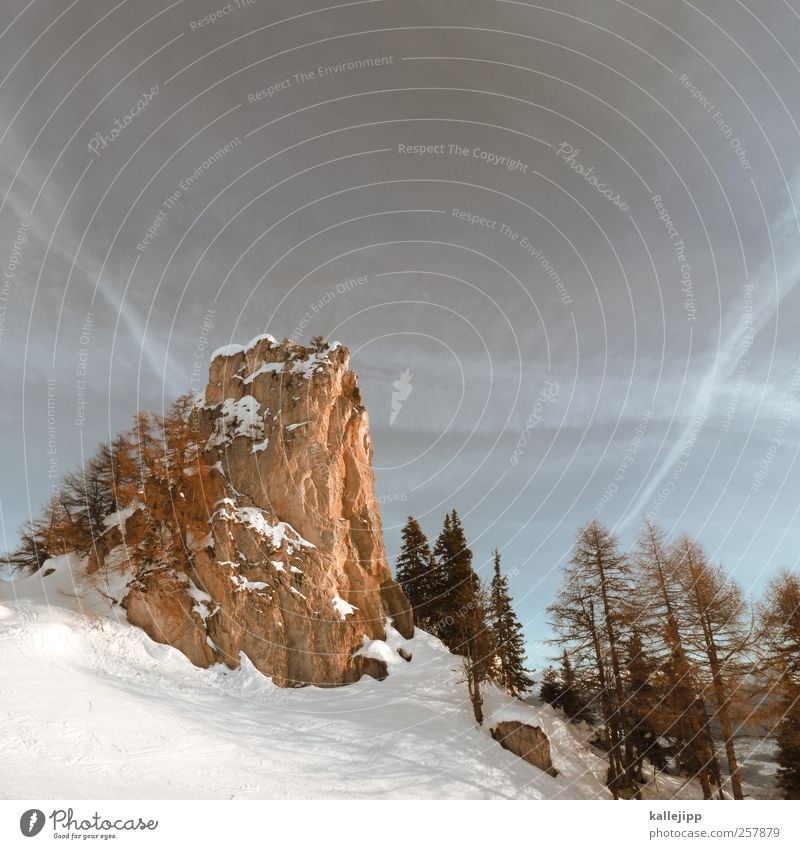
19;809;46;837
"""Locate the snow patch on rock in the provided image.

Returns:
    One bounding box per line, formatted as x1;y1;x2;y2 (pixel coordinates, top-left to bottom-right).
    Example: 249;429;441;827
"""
240;362;285;384
332;595;358;620
210;344;245;361
213;500;315;554
210;396;264;446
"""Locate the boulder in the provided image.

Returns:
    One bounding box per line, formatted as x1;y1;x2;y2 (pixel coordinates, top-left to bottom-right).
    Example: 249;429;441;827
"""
491;721;558;776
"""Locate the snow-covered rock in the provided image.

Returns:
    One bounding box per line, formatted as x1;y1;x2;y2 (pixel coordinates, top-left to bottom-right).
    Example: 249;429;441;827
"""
119;337;413;687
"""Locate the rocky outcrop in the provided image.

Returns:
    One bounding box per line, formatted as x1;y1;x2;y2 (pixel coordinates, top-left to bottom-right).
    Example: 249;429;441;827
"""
380;579;414;639
120;335;413;687
491;721;558;776
123;571;216;668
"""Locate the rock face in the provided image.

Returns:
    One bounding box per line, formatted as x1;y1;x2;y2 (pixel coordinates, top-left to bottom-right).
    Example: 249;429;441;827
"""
122;335;413;687
491;721;558;776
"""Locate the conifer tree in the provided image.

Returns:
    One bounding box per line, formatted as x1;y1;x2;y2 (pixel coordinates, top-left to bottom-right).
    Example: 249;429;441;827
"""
623;630;668;777
775;704;800;799
759;569;800;798
432;510;493;724
557;649;589;719
540;650;591;720
431;510;476;648
539;665;563;708
428;511;454;638
489;550;534;697
395;517;436;628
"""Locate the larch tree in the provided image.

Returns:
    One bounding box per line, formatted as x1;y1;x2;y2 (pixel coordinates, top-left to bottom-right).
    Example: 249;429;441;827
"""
7;505;60;575
548;520;640;798
632;521;722;798
673;535;751;800
114;396;219;577
44;440;122;560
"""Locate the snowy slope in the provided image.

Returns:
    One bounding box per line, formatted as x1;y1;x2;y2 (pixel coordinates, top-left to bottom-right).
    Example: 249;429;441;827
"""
0;558;774;800
0;557;617;800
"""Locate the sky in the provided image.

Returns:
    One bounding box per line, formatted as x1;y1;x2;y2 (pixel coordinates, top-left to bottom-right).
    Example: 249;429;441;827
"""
2;0;800;667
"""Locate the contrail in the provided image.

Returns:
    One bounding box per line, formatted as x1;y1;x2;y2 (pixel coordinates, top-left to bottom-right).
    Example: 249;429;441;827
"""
622;192;800;527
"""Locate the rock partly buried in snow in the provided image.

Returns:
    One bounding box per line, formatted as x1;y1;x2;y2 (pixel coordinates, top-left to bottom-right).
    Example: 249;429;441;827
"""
122;571;216;669
491;721;558;777
121;336;413;687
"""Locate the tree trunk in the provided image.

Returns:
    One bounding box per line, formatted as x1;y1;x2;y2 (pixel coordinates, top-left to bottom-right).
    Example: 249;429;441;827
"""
467;660;484;724
596;552;641;798
656;572;720;794
587;606;621;799
703;617;744;800
686;550;743;800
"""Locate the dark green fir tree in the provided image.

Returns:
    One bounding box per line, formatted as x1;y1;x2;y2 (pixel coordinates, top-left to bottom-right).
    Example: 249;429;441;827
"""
432;510;492;723
395;516;437;628
489;550;534;697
